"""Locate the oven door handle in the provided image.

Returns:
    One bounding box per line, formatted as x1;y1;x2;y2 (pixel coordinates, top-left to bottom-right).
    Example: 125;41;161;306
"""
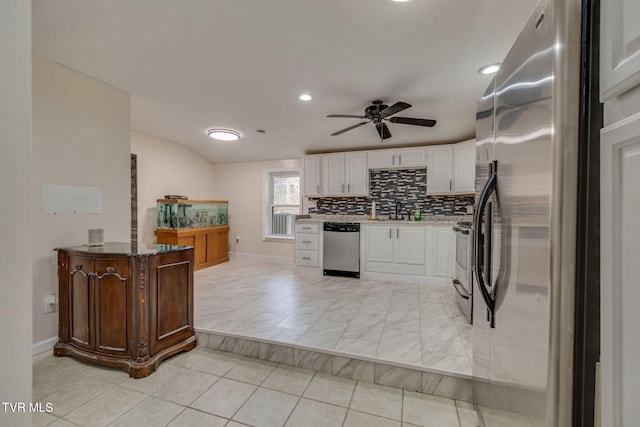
453;226;470;235
452;279;470;300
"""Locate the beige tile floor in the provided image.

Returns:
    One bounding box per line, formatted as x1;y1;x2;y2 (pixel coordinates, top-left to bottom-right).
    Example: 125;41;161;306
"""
32;346;479;427
194;259;473;376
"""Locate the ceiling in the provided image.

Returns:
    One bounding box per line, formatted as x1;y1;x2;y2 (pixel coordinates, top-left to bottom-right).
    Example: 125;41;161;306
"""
32;0;538;164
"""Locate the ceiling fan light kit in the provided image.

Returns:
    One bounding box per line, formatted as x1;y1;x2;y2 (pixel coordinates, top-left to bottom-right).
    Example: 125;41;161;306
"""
327;99;436;141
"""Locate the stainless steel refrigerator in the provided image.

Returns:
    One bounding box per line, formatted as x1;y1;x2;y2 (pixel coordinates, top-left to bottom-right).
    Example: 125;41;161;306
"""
471;0;594;425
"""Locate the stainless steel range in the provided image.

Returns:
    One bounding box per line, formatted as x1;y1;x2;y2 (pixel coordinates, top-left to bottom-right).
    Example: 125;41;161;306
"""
452;221;473;323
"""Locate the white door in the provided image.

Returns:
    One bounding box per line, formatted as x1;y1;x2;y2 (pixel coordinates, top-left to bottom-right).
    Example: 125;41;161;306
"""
365;226;393;263
432;226;454;277
393;226;426;266
302;155;321;196
368;149;395;169
345;152;368;195
323;153;345;195
454;140;476;193
396;147;427;167
600;0;640;424
427;146;453;194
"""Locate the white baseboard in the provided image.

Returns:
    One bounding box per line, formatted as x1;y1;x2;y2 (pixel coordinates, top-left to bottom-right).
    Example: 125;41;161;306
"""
229;252;294;265
32;336;57;355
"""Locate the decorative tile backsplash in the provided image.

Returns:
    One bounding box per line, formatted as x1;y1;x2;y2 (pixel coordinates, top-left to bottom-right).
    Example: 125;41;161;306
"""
308;168;474;216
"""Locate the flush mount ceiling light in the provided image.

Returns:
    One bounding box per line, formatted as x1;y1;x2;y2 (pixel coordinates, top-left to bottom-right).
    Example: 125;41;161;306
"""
207;128;240;141
299;93;312;101
478;63;501;75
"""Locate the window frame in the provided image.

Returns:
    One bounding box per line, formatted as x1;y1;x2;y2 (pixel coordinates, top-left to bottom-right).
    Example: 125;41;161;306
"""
263;168;301;241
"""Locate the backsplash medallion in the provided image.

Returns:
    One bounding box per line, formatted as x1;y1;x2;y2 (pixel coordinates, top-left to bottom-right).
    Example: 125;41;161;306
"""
308;168;474;216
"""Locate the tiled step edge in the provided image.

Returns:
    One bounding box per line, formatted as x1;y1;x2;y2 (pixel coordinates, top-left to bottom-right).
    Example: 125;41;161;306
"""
195;330;471;403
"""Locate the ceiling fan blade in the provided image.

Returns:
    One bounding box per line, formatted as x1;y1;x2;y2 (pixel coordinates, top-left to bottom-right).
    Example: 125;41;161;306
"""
327;114;367;119
375;123;392;140
379;102;411;118
389;116;437;127
331;121;369;136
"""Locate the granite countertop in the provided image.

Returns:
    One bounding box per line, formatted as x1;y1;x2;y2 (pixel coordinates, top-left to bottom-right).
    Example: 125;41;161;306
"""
296;214;472;225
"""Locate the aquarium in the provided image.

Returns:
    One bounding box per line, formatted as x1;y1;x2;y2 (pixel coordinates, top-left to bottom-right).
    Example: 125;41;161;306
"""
156;199;228;229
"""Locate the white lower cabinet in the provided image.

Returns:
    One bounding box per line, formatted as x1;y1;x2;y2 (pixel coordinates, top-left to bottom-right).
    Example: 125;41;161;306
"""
363;223;454;279
295;222;321;268
364;225;426;276
431;225;454;277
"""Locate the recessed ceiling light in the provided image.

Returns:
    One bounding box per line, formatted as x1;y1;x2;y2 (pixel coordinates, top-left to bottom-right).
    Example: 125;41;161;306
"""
299;93;312;101
207;128;240;141
478;63;501;75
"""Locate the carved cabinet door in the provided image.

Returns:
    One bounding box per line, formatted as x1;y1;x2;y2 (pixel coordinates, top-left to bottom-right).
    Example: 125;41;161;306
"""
93;258;131;356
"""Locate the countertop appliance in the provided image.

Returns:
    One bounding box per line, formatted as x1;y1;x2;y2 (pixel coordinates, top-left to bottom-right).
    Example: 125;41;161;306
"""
452;221;473;323
323;222;360;278
471;0;597;425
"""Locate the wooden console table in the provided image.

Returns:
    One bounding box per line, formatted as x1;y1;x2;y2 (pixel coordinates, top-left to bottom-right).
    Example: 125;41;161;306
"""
54;242;196;378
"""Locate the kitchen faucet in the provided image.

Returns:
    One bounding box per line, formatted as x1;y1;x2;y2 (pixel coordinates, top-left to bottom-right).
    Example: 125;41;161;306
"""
395;201;403;220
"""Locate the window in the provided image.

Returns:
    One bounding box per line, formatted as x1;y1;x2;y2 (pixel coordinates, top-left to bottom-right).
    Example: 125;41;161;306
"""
264;170;300;239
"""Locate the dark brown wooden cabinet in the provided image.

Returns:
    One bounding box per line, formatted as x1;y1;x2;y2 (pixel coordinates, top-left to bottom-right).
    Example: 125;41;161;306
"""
54;243;196;378
155;226;229;270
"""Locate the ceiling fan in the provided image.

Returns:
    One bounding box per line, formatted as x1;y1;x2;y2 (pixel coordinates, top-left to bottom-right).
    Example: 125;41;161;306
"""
327;99;436;140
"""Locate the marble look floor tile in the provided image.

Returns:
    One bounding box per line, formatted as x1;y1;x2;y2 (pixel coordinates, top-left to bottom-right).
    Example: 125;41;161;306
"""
167;408;228;427
334;338;380;357
31;411;57;427
224;358;278;385
349;382;403;421
43;376;113;417
402;391;460;426
343;410;401;427
32;364;81;401
285;398;347;427
232;388;299;427
165;348;210;368
190;350;243;376
376;329;422;365
456;400;480;427
109;396;184;427
153;368;220;406
421;351;472;375
190;377;257;419
261;327;305;343
303;373;356;407
194;259;473;375
65;386;147;427
384;309;421;333
261;365;315;396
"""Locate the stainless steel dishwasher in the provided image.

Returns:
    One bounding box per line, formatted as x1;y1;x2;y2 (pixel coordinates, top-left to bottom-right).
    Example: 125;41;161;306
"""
323;222;360;278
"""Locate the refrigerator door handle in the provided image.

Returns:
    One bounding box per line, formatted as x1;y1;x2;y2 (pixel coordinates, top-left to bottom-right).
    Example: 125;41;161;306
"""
473;160;497;327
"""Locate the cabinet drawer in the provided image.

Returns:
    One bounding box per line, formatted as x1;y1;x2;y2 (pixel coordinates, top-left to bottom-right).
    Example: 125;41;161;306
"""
296;234;319;250
295;223;319;234
295;250;319;267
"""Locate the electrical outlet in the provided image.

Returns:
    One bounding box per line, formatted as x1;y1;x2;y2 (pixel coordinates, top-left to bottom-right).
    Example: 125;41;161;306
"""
235;236;240;242
44;294;57;314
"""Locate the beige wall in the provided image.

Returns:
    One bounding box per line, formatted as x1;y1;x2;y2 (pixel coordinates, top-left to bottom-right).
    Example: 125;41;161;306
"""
211;159;301;261
131;131;216;246
31;55;131;346
1;1;32;422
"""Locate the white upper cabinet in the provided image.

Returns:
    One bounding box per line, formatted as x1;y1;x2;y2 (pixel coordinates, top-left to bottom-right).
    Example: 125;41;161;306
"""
427;145;454;194
453;140;476;193
345;151;368;195
368;147;426;169
427;140;476;195
322;151;368;196
302;155;322;196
